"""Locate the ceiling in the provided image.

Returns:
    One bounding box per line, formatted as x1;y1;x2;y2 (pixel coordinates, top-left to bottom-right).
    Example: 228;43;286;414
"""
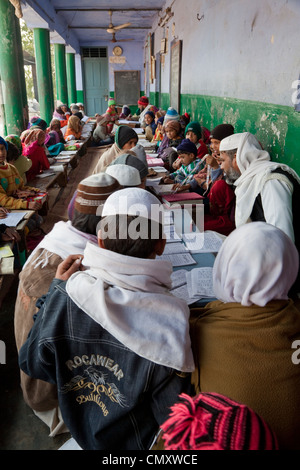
21;0;166;51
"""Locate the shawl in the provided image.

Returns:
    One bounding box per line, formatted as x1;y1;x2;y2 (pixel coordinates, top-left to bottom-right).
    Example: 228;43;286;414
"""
189;298;300;450
92;144;137;174
66;242;195;372
24;220;98;269
222;132;300;227
213;221;299;306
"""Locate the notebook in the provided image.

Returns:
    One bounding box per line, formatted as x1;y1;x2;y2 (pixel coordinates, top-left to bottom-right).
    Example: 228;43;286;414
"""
146;157;165;167
162;192;204;207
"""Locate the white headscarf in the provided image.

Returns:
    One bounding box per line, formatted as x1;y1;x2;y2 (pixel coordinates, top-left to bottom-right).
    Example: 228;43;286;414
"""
219;132;300;227
213;222;299;306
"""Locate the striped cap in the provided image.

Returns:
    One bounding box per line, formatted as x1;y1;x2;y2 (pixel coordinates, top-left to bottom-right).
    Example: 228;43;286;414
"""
75;173;121;215
161;392;279;450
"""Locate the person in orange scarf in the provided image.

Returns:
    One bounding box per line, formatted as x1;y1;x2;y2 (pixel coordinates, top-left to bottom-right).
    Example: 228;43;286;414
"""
64;115;82;142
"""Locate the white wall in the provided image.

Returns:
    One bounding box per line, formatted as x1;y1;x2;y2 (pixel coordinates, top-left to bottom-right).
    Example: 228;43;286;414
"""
149;0;300;107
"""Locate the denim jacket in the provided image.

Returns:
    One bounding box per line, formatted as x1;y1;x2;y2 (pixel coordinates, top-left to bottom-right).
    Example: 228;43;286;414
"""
19;279;193;450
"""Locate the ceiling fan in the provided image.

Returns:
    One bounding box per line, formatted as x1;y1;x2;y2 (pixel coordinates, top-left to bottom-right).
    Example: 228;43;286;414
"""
107;10;133;42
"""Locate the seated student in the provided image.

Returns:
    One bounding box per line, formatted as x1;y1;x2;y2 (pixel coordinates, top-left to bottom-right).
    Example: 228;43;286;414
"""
189;222;300;450
76;103;91;123
152;116;164;147
179;112;190;132
18;187;195;450
162;139;200;185
14;173;121;434
52;106;66;122
105;98;119;134
172;121;208;171
0;136;42;212
93;125;138;173
20;128;51;182
119;104;131;120
159;120;183;169
5;135;32;185
106;152;149;189
160;392;279;450
130;95;152;128
64;115;82;142
218;131;300;293
144;111;157;142
47;119;66;144
92;114;114;147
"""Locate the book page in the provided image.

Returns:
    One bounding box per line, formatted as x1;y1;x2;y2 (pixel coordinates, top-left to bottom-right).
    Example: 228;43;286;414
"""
158;252;197;267
183;231;223;253
186;267;215;298
1;211;26;227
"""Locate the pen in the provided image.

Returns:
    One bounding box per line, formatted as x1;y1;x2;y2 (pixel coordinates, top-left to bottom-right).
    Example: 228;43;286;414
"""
171;153;210;193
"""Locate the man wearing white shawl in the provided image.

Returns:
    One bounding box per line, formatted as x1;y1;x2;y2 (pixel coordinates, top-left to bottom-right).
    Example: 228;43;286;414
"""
219;131;300;293
18;188;194;450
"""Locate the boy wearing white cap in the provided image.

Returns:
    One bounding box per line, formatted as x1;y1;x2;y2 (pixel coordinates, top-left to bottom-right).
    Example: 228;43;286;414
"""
19;188;194;450
15;173;121;435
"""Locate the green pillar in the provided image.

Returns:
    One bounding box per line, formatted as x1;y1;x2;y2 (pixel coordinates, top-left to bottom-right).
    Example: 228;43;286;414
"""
54;43;68;105
14;15;29;128
0;0;24;134
66;52;77;105
33;28;54;125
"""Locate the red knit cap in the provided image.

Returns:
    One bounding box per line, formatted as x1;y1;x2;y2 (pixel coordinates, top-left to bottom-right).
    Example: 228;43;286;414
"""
161;393;279;450
138;96;149;106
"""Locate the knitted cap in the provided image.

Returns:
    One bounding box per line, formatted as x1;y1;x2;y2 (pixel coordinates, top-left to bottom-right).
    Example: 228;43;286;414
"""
165;120;181;134
115;125;138;149
161;393;279;450
5;135;21;153
108;99;116;106
30;116;47;131
0;136;8;151
106;164;141;187
75;173;121;215
102;187;163;223
177;138;198;157
138;96;149;106
185;121;202;140
210;124;235;142
145;110;155;120
110;153;148;179
164;107;180;123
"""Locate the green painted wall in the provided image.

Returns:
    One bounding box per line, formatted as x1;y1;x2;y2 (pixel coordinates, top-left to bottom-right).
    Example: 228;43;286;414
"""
76;90;84;104
150;92;300;176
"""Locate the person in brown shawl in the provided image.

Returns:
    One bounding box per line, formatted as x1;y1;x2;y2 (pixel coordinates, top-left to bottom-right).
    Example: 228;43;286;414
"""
190;221;300;450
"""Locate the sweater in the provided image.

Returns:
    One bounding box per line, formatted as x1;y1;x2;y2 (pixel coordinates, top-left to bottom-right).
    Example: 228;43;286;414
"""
23;141;50;181
0;163;37;209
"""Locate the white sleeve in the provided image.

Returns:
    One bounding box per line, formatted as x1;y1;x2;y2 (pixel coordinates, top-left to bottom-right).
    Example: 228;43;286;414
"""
260;179;294;242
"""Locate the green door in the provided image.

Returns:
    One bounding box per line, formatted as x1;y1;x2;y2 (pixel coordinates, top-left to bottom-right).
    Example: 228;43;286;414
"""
82;48;109;116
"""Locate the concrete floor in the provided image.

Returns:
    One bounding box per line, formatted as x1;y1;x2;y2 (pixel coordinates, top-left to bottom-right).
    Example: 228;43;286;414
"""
0;276;71;450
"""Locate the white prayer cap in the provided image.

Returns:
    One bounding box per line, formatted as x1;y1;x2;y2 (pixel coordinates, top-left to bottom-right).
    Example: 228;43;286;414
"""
219;132;262;152
101;187;164;224
219;133;246;152
106;164;141;187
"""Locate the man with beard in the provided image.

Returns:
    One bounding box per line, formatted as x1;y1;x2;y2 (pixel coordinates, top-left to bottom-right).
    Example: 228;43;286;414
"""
218;131;300;294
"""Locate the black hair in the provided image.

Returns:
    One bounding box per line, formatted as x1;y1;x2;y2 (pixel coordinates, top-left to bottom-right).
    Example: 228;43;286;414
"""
6;141;20;162
99;215;164;259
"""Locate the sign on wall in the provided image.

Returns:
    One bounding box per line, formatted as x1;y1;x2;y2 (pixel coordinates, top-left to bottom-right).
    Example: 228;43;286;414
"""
170;39;182;112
